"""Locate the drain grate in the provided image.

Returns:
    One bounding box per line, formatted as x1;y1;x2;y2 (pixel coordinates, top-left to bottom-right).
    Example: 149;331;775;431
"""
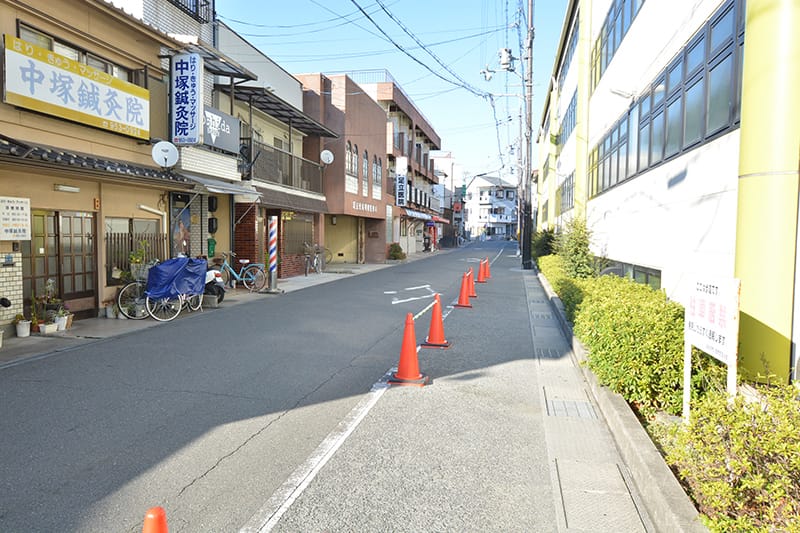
543;387;597;419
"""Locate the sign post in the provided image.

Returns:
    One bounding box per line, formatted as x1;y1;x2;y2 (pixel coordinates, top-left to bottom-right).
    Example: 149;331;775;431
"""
261;216;283;294
682;277;741;423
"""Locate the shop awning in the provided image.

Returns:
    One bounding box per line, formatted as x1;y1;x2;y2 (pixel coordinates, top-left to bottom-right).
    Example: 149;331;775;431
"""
432;215;450;224
401;208;432;220
180;173;261;196
254;183;328;213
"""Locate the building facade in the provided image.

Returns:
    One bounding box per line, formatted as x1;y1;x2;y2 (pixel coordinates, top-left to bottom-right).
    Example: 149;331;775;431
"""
463;177;518;241
0;0;219;332
537;0;800;383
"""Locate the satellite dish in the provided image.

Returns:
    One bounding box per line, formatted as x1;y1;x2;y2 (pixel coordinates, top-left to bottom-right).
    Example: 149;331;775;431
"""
320;149;334;165
151;141;179;168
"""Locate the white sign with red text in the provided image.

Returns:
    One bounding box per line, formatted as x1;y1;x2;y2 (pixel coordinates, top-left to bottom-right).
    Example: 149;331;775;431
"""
683;276;741;422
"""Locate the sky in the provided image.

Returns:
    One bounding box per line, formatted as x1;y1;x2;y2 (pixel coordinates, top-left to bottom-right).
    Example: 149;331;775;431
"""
216;0;569;183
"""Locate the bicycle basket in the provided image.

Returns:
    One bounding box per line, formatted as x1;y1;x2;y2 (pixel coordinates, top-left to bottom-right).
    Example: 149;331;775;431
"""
130;263;151;281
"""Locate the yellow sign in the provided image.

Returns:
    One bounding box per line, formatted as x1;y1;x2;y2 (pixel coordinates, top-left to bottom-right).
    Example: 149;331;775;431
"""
3;35;150;139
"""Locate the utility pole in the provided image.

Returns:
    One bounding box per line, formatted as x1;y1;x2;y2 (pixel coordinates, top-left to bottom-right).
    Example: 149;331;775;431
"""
521;0;534;269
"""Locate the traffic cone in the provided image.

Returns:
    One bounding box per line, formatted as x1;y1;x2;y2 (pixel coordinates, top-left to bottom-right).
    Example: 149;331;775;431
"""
476;259;487;283
422;294;451;349
454;272;472;308
388;313;429;386
468;267;478;298
142;507;168;533
485;256;492;279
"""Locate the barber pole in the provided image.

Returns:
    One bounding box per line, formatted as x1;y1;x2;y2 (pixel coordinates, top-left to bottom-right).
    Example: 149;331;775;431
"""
267;216;278;291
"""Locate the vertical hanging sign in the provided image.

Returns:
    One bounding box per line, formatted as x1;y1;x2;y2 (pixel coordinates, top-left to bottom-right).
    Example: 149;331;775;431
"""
395;156;408;207
171;52;203;145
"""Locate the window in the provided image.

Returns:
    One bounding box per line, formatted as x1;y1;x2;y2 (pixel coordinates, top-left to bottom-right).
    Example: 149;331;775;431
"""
19;25;133;83
345;142;353;174
362;150;369;197
665;97;682;158
588;0;744;198
683;78;704;146
707;53;733;134
590;0;646;91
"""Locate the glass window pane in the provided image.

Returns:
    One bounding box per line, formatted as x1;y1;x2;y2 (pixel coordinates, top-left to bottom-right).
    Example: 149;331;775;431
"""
710;7;734;53
653;77;666;107
62;258;73;275
684;78;704;145
62;236;72;254
610;150;619;186
707;54;733;134
639;123;650;169
20;26;52;49
668;60;683;94
686;36;705;75
639;91;651;117
54;42;80;60
619;142;628;181
61;217;72;233
651;111;664;164
62;275;73;293
665;98;682;157
628;105;639;176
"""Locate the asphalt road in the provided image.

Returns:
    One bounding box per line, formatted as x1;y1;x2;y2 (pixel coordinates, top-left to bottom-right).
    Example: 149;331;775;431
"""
0;243;517;532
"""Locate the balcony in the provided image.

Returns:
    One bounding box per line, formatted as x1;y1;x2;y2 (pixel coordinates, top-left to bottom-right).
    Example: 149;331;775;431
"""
248;140;323;194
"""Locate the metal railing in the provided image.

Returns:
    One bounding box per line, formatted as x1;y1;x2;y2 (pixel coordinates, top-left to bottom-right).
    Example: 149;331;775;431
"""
249;140;323;194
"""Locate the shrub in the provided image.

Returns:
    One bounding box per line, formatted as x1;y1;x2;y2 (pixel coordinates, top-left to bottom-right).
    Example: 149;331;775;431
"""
667;384;800;532
537;254;586;322
556;218;595;279
573;275;726;416
532;228;555;258
387;242;406;260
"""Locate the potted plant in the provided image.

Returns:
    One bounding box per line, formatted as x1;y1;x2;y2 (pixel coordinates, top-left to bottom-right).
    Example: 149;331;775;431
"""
39;319;58;335
54;306;69;331
13;314;31;338
102;298;116;318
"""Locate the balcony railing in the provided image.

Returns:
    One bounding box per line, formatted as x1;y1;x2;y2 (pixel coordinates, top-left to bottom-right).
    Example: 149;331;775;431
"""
249;140;323;194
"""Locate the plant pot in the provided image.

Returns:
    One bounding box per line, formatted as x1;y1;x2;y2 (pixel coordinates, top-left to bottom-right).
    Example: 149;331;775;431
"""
55;315;68;331
40;323;58;335
117;311;128;320
65;314;73;329
15;320;31;338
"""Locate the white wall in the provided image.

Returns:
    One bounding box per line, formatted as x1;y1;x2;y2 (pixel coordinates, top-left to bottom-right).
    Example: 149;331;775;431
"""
587;132;739;304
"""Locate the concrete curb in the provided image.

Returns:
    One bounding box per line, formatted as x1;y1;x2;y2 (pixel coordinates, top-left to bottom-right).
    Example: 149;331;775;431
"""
537;271;707;533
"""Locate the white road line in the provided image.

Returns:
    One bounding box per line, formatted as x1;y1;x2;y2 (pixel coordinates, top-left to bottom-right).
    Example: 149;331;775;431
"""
239;375;392;533
405;284;430;291
392;293;435;305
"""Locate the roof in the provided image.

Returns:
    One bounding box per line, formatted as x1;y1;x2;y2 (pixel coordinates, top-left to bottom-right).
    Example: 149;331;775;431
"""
0;134;186;186
217;84;338;138
170;41;257;82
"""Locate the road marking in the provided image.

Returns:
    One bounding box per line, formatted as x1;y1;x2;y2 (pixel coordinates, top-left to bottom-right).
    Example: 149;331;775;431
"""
240;374;392;533
389;284;436;305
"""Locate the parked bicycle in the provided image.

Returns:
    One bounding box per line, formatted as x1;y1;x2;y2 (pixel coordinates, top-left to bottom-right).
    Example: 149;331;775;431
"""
303;242;325;275
212;251;266;291
116;259;159;320
144;257;206;322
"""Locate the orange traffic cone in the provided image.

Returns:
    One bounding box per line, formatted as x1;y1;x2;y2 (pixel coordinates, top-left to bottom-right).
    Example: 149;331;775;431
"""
142;507;168;533
388;313;429;386
485;256;492;279
468;267;478;298
476;259;487;283
422;294;451;349
454;272;472;308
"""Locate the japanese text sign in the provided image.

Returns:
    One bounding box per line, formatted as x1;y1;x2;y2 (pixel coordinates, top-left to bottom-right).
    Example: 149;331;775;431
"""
395;156;407;207
171;52;203;145
684;277;741;364
0;196;31;240
3;35;150;140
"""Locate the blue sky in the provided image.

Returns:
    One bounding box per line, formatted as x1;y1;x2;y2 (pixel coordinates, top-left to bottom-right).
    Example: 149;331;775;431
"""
216;0;568;180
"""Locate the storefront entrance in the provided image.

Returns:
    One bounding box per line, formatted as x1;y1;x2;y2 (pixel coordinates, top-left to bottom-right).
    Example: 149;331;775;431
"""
22;211;96;319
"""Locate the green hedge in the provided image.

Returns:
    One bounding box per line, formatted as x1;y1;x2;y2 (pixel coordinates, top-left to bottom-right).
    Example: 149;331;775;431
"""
667;384;800;532
573;274;725;416
537;254;586;323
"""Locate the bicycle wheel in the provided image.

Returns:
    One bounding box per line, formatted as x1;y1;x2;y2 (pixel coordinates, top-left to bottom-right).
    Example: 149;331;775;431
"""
304;255;311;276
117;281;148;319
186;293;203;311
324;247;333;265
242;265;266;291
145;295;182;322
217;267;232;288
313;255;321;274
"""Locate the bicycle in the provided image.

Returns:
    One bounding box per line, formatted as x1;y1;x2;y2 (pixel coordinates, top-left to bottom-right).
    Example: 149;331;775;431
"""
116;259;159;320
212;251;266;291
303;242;324;275
144;257;206;322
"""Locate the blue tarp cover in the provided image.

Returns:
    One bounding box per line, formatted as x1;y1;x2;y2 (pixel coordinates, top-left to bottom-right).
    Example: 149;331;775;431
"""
146;257;206;299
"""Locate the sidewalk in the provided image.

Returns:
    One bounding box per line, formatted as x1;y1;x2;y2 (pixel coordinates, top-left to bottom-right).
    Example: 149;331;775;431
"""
0;256;413;369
